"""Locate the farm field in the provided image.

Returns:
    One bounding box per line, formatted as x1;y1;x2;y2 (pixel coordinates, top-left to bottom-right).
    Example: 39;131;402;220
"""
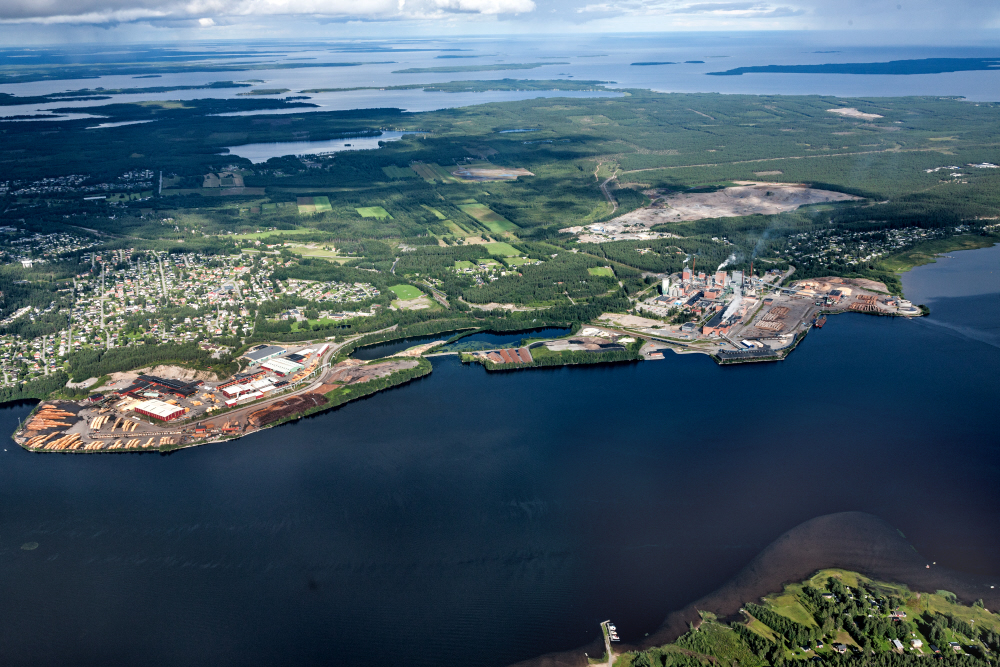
458;203;518;233
356;206;392;219
485;242;521;256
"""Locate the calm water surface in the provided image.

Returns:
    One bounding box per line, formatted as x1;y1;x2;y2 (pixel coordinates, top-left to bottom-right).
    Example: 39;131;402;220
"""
0;246;997;667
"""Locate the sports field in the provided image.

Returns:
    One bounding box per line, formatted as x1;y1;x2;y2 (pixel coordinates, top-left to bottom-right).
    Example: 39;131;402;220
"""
356;206;392;219
458;203;517;233
389;284;423;300
588;266;615;277
485;242;520;256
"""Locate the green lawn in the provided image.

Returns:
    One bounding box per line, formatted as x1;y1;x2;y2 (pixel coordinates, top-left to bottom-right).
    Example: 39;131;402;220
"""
356;206;393;219
485;241;521;256
504;257;534;267
588;266;615;277
389;284;424;300
454;260;476;270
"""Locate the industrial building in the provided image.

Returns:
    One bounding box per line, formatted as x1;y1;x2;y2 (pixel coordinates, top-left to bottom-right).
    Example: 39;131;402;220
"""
133;399;185;422
243;345;287;365
120;374;201;398
261;357;305;376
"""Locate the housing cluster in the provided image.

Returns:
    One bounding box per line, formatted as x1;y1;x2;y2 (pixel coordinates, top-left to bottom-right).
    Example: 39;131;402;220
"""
0;248;378;389
0;170;154;197
776;225;971;265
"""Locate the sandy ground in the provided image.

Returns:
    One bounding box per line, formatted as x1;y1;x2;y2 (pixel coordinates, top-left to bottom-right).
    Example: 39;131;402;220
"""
99;365;219;389
598;313;667;328
393;295;435;311
562;183;860;242
451;167;533;181
827;107;883;120
392;341;447;357
459;298;549;312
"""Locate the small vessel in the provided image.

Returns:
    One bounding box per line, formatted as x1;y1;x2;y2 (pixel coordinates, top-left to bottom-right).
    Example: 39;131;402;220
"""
814;316;827;328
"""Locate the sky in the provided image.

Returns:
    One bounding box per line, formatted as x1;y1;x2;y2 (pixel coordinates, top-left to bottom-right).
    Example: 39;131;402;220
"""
0;0;998;42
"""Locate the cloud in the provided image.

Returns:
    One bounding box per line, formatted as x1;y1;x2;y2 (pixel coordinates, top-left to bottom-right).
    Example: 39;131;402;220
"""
0;0;533;23
0;0;997;29
575;0;802;18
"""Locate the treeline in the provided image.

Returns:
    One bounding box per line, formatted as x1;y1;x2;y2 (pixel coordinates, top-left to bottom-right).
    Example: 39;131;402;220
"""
0;371;70;405
66;342;238;382
477;342;642;371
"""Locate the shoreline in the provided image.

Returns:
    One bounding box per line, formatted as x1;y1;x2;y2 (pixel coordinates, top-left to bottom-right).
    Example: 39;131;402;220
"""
510;511;1000;667
8;239;990;454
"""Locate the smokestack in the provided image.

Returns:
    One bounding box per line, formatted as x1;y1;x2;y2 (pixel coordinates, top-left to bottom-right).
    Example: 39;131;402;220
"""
692;256;697;273
749;260;753;286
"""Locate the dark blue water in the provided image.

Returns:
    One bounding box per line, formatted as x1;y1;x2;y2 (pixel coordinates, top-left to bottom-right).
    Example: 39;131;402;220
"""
351;327;569;360
1;247;998;667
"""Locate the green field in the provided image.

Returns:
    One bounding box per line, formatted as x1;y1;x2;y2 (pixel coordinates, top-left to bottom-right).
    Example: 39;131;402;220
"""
485;242;521;256
312;196;332;213
356;206;392;219
231;227;317;240
382;165;417;179
420;204;448;220
588;266;615;277
503;257;535;267
389;284;424;300
454;260;476;270
458;203;517;233
410;162;462;184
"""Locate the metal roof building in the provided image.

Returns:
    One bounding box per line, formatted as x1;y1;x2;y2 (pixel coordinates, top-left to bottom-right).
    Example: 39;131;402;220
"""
133;399;185;422
243;345;287;365
261;357;305;376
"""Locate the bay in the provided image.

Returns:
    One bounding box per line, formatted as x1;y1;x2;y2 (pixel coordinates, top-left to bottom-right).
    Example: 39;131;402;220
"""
0;245;997;667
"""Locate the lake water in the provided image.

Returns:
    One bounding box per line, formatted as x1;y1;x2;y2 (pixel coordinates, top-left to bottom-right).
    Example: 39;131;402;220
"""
1;244;997;667
224;131;416;162
2;36;1000;122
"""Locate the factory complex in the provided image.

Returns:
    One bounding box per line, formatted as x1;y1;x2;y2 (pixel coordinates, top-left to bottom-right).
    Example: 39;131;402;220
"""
626;265;921;361
15;342;333;452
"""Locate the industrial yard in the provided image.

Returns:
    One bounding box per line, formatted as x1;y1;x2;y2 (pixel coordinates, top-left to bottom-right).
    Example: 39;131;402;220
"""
13;339;423;453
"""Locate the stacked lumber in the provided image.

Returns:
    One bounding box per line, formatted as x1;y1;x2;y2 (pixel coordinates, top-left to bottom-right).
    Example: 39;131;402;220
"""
25;405;76;433
43;433;82;450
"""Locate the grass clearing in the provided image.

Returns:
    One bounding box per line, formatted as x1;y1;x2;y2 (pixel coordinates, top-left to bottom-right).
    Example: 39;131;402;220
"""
485;241;520;256
420;204;448;219
356;206;392;219
458;203;517;232
312;196;332;213
764;592;818;627
411;162;461;184
389;284;424;300
588;266;615;277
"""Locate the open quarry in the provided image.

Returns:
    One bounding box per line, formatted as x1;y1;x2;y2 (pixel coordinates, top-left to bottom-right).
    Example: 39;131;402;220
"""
561;183;861;242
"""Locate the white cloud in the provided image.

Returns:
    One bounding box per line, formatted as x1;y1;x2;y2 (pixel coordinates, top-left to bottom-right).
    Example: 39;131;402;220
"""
0;0;533;23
